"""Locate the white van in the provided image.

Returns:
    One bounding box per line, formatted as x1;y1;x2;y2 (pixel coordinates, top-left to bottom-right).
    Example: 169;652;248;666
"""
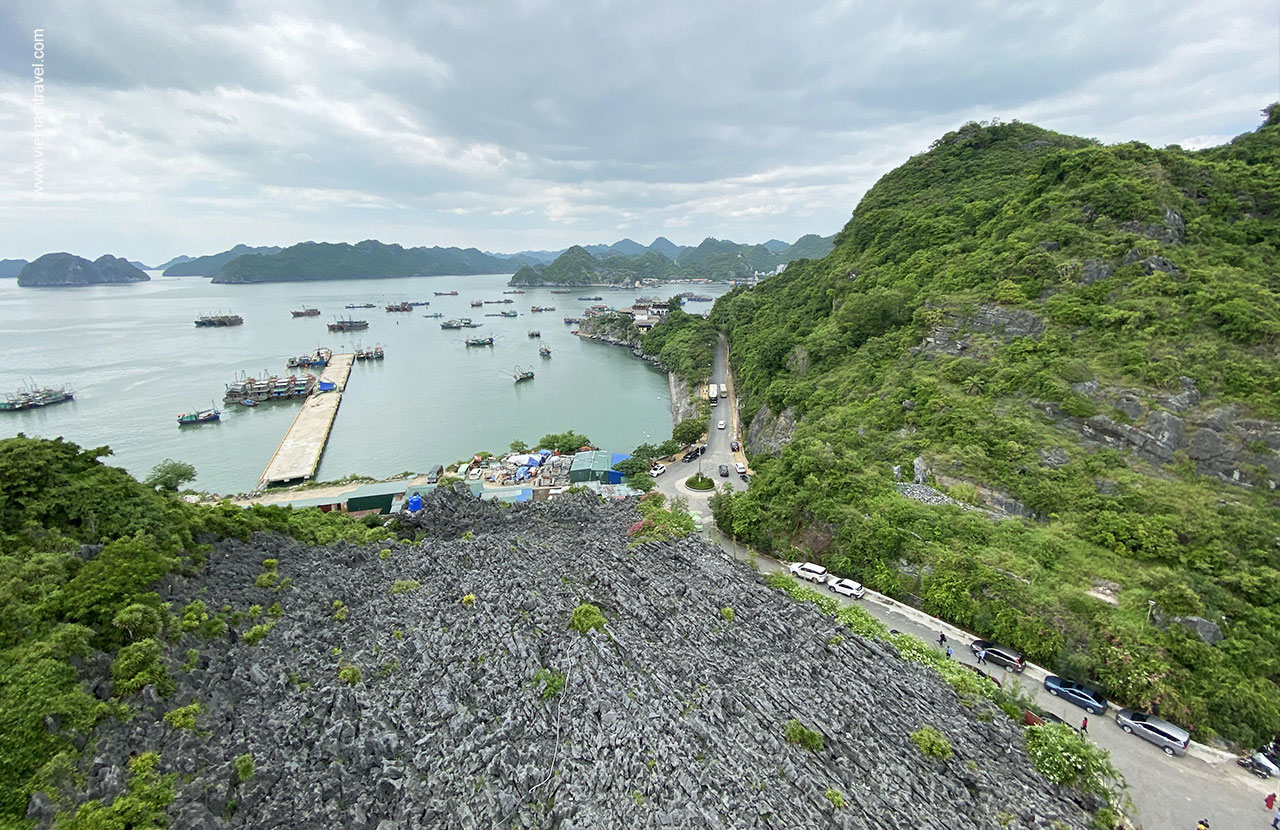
788;562;828;583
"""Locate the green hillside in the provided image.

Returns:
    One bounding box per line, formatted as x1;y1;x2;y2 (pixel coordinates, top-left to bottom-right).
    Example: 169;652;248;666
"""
710;108;1280;746
211;240;515;283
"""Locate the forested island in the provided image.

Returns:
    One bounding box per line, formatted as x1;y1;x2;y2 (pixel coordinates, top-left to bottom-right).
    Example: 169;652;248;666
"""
162;244;282;276
209;240;516;283
17;253;150;287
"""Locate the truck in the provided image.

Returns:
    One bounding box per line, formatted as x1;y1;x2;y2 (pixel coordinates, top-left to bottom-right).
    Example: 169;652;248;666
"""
719;383;728;399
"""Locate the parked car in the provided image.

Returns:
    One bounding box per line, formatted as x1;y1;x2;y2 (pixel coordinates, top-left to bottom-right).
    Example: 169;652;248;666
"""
827;577;865;598
717;420;727;430
718;464;729;477
735;461;747;474
1238;752;1280;778
970;639;1025;672
648;464;666;478
681;453;694;463
1043;676;1109;715
730;440;740;451
1115;709;1190;756
788;562;828;583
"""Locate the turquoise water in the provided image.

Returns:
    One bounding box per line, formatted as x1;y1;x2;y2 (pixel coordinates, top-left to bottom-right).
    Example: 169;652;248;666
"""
0;273;730;494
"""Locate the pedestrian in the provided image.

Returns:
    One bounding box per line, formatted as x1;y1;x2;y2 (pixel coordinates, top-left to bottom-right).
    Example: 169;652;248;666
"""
976;649;987;665
945;646;953;660
1265;792;1276;810
1081;716;1088;733
938;631;947;648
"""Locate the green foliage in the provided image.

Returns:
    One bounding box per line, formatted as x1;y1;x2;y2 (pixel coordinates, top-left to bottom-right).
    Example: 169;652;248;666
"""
782;718;823;753
233;753;255;784
390;580;421;594
111;603;162;643
685;473;714;491
824;788;844;809
537;431;593;454
532;667;568;700
216;239;511;282
461;593;476;606
569;603;607;635
628;492;696;542
331;600;348;621
910;726;952;760
51;752;176;829
143;459;197;492
162;700;203;731
709;112;1280;747
1026;723;1124;808
641;307;717;384
337;665;362;686
720;607;734;623
241;622;275;646
111;639;174;697
672;417;707;446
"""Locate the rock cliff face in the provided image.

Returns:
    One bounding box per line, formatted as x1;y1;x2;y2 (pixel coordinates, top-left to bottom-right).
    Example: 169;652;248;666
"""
17;253;149;286
746;403;798;457
45;490;1096;829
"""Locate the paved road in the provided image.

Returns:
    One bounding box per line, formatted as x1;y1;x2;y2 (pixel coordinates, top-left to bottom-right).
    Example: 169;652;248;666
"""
655;336;1270;830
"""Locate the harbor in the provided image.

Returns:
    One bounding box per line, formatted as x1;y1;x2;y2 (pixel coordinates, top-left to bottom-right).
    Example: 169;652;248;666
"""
258;353;354;487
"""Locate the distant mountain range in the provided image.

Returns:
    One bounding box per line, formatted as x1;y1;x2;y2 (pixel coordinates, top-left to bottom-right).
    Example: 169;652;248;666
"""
210;240;516;284
509;234;835;286
0;259;28;278
18;254;150;287
492;235;691;265
156;254;194;270
164;244;283;276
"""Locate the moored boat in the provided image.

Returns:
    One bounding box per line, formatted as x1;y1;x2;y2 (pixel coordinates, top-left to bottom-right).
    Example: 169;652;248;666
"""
328;318;369;331
287;347;332;369
577;296;602;301
223;372;316;403
514;366;535;382
385;302;412;312
528;330;541;338
434;290;458;296
194;313;243;327
1;383;75;411
470;300;485;308
355;345;385;360
423;312;444;318
177;406;221;426
563;316;582;324
500;310;518;318
550;290;571;294
539;345;551;358
530;306;556;312
503;290;525;294
291;308;321;317
465;336;495;347
345;303;376;309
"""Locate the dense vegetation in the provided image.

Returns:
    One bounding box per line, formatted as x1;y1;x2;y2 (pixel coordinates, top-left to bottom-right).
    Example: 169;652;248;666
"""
17;254;149;287
0;436;389;827
639;304;718;385
710;107;1280;746
212;240;515;283
160;244;281;276
509;234;835;285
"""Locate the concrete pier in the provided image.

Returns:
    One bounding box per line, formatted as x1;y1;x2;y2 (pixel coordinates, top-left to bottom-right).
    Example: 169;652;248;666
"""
260;354;354;487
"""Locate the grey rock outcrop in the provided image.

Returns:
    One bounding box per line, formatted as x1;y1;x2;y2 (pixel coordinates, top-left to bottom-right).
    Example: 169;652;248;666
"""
1079;259;1114;284
912;456;930;484
746;403;798;457
916;304;1046;358
44;490;1098;829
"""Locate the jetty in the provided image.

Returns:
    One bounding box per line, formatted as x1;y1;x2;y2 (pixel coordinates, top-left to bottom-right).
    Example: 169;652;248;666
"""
259;353;354;487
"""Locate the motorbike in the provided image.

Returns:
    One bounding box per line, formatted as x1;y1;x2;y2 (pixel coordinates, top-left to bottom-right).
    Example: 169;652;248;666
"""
1238;752;1280;778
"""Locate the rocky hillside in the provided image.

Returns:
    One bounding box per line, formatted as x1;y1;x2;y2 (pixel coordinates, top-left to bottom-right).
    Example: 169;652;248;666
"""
211;240;516;283
0;258;28;278
18;253;149;286
34;488;1098;829
710;107;1280;747
162;244;282;276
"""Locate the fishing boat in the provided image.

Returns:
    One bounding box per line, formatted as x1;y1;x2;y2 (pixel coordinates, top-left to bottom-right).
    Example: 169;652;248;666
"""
550;290;571;294
499;310;518;318
345;303;376;309
441;318;465;329
177;406;220;426
291;308;321;317
287;347;332;369
503;290;525;294
423;312;444;318
461;320;482;328
194;313;243;327
514;367;535;382
408;301;430;307
434;290;458;296
528;330;541;338
241;399;260;407
530;306;556;312
465;336;495;347
539;345;551;358
223;372;316;404
355;345;385;360
0;383;75;411
328;318;369;332
470;300;485;308
577;296;602;301
385;302;413;312
563;316;582;324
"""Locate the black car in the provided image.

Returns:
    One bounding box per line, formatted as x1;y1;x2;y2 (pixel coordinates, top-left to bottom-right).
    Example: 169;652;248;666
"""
970;639;1025;672
730;440;740;451
681;453;695;463
1043;676;1109;715
718;464;729;477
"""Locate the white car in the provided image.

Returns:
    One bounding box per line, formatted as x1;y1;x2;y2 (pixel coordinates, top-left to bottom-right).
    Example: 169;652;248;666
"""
717;420;727;430
735;462;746;474
828;577;866;599
788;562;828;583
648;463;666;477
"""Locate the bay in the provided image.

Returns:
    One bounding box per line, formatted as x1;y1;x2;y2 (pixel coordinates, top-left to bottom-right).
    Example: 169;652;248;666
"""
0;273;731;494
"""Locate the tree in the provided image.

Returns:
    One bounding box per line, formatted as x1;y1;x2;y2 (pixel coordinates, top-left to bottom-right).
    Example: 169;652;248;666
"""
508;440;530;453
144;459;196;492
538;431;593;454
672;417;706;446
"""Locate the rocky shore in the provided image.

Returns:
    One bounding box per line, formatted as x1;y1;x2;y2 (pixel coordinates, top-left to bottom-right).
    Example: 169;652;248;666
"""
40;488;1099;829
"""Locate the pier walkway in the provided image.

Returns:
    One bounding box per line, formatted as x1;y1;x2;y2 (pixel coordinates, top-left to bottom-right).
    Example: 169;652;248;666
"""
259;354;355;487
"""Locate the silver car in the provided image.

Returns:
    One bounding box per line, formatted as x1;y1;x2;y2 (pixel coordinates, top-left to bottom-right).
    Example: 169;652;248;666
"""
1115;709;1190;756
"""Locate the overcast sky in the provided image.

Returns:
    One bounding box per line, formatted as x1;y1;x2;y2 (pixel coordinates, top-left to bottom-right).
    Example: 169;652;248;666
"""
0;0;1275;263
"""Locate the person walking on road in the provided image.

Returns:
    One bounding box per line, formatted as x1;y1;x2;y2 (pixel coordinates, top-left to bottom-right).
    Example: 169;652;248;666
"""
945;645;953;660
1266;792;1276;811
938;631;947;649
976;648;987;665
1081;716;1089;734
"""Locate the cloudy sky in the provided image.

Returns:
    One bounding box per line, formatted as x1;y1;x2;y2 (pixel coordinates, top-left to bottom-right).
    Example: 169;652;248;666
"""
0;0;1275;263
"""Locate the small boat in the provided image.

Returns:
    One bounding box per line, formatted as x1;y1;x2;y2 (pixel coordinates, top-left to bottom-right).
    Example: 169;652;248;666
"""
577;296;602;301
345;303;376;309
291;308;321;317
530;306;556;312
287;347;332;369
385;302;412;312
539;345;551;358
194;313;243;327
241;399;259;407
355;345;385;360
528;330;541;338
514;367;535;383
408;301;430;307
563;317;582;324
441;319;465;329
465;336;495;347
500;310;518;318
434;290;458;296
503;290;525;294
423;312;444;318
470;300;485;308
177;406;220;426
550;290;571;294
328;318;369;331
461;320;482;328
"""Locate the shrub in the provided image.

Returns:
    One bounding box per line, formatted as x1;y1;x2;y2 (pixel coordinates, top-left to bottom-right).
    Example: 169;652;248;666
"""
390;580;421;594
1026;723;1123;806
783;718;823;753
111;603;162;643
720;607;734;623
686;473;715;491
267;602;282;618
111;638;175;697
824;788;844;809
247;604;262;620
337;665;362;686
379;548;391;560
332;600;348;620
910;726;952;760
532;667;568;700
241;622;275;646
569;603;607;635
162;701;203;731
53;752;176;826
462;530;474;541
233;753;255;784
461;593;476;606
180;648;199;672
